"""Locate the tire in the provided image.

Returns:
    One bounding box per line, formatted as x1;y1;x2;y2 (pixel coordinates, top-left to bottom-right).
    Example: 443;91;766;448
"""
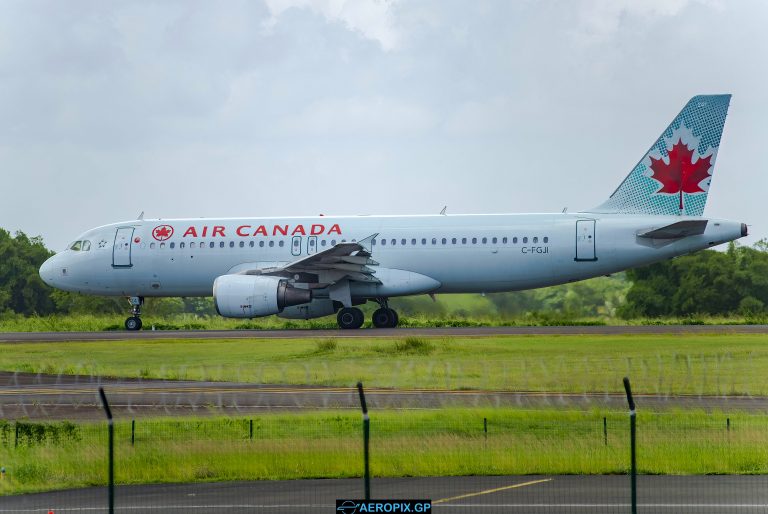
388;308;399;328
372;308;393;328
125;317;142;331
337;307;364;329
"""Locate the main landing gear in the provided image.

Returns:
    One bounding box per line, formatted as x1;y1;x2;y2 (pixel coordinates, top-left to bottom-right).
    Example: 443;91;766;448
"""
336;300;399;330
125;296;144;331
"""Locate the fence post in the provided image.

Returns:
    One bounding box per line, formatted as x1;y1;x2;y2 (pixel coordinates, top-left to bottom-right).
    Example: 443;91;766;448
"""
131;419;135;446
357;382;370;500
484;417;488;441
603;417;608;446
99;387;114;514
249;419;254;440
623;377;637;514
727;417;730;432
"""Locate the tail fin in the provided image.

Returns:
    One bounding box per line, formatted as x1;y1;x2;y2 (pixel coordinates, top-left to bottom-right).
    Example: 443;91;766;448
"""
592;94;731;216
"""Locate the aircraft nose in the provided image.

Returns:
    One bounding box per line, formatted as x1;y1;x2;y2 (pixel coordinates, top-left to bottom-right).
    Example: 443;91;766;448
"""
39;255;58;287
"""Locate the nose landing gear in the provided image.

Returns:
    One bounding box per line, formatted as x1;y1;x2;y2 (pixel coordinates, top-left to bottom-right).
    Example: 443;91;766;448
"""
125;296;144;331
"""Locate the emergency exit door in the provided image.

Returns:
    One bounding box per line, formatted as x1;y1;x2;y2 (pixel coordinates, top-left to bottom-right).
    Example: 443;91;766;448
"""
113;227;134;267
575;220;597;261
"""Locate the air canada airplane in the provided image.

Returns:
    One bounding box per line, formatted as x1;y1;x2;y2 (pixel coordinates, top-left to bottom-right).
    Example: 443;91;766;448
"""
40;95;746;330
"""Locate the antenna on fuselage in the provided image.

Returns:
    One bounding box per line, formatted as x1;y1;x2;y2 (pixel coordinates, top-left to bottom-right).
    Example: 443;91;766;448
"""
562;207;568;213
439;206;447;215
137;211;145;220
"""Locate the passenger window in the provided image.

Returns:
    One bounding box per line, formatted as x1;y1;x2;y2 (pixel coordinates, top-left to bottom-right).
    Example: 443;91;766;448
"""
331;240;337;245
472;237;477;244
432;238;437;245
279;241;284;247
321;240;327;247
492;237;497;244
160;242;166;249
533;237;538;243
441;238;447;244
249;241;254;248
269;241;274;247
150;243;156;249
389;239;395;246
170;242;175;249
180;242;185;249
523;237;528;243
513;237;518;244
372;239;377;245
70;241;82;251
502;237;507;244
543;236;549;243
219;242;225;248
259;241;265;247
190;242;195;249
411;238;416;245
421;238;427;245
381;239;387;246
210;242;215;248
401;238;406;245
482;237;487;244
230;241;235;248
462;237;467;244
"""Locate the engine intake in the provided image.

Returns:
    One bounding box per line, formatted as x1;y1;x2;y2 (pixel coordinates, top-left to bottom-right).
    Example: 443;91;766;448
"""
213;275;311;318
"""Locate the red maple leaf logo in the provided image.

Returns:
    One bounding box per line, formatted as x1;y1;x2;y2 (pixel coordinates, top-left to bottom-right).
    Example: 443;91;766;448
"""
649;138;712;211
152;225;174;241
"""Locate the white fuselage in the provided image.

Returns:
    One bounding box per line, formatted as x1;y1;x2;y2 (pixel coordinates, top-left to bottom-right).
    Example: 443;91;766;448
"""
40;213;745;299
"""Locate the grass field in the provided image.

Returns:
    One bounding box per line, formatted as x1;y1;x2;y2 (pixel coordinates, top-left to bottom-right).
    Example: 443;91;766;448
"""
0;408;765;495
1;312;766;332
2;334;768;395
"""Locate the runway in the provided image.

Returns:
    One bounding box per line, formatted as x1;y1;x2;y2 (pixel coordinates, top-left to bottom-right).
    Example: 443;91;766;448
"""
1;324;768;343
0;372;765;420
3;475;768;513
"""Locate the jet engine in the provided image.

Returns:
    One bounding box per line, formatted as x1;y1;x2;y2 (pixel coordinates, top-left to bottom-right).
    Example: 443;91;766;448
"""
213;275;311;318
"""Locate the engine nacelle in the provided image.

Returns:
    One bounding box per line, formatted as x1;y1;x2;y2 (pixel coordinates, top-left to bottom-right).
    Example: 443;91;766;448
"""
278;299;337;320
213;275;311;318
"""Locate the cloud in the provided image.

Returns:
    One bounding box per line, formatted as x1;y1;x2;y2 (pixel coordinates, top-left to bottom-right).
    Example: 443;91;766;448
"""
264;0;402;51
279;96;434;137
572;0;718;44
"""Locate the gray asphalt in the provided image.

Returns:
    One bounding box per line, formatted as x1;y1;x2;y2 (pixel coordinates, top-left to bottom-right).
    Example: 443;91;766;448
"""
3;475;768;513
1;324;768;342
0;372;765;420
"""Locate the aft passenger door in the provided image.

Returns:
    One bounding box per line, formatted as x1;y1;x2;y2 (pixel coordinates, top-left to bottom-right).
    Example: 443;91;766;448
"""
113;227;134;267
575;220;597;261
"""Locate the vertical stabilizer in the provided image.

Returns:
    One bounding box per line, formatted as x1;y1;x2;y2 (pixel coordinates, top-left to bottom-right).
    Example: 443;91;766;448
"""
592;94;731;216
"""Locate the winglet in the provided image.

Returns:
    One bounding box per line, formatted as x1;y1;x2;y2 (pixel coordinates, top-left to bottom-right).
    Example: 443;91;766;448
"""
357;233;378;253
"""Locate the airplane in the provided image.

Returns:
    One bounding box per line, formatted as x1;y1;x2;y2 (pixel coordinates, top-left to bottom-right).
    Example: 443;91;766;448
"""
40;94;747;330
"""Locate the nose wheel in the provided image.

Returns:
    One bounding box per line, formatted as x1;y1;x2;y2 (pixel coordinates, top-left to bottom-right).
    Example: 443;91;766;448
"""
125;296;144;331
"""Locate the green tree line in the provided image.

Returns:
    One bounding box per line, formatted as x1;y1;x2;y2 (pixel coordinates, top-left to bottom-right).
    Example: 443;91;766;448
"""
1;227;767;319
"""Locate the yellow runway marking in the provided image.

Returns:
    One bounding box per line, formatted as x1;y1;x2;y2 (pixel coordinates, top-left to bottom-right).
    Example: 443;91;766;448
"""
433;478;552;504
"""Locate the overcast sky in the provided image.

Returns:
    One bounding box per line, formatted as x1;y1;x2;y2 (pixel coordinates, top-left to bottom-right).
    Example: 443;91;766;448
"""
2;0;766;251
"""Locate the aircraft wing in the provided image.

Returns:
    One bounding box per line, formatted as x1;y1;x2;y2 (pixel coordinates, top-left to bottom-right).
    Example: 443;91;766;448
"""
637;220;708;239
240;233;380;286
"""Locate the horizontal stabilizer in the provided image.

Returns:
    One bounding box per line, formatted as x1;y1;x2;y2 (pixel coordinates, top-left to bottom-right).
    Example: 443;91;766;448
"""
637;220;708;239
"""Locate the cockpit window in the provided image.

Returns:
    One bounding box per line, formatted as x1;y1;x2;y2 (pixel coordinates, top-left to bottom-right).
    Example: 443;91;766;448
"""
81;241;91;251
69;241;82;251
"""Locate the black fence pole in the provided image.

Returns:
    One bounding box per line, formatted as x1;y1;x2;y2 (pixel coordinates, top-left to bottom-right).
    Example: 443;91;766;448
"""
357;382;370;500
623;377;637;514
99;387;114;514
603;417;608;446
131;419;135;446
250;419;254;440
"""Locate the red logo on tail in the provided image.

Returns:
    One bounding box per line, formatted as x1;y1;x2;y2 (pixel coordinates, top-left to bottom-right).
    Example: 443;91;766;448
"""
649;138;712;210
